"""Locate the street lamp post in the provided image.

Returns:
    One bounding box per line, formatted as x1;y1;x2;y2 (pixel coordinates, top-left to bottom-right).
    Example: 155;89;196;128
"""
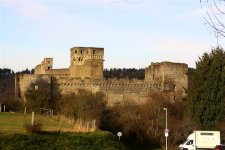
163;108;168;150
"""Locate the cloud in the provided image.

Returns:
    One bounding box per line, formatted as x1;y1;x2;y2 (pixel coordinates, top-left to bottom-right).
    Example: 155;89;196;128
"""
0;0;49;21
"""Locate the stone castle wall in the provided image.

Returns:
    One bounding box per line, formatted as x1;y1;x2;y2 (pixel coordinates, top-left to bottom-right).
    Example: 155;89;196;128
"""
16;46;188;105
16;74;51;102
52;77;163;106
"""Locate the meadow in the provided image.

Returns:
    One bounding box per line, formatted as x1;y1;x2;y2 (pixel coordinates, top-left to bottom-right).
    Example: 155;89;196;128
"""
0;112;128;150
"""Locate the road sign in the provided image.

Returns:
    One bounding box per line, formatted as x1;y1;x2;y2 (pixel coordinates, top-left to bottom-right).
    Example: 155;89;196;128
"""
165;129;169;137
117;132;122;141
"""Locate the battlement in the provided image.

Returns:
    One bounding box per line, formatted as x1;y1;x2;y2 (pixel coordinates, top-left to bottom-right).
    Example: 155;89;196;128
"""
70;47;104;65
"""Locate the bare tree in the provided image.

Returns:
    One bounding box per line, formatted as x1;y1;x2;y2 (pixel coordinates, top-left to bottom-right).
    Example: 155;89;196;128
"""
200;0;225;38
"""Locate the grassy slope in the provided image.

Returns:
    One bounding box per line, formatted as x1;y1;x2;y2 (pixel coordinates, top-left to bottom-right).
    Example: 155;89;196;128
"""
0;112;66;134
0;113;128;150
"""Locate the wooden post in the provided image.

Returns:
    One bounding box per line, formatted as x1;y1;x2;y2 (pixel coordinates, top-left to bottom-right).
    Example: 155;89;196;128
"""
31;112;34;126
58;115;63;133
24;107;26;115
3;105;5;112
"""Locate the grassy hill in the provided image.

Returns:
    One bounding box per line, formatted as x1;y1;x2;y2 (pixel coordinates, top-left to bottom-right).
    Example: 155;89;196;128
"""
0;112;128;150
0;112;71;134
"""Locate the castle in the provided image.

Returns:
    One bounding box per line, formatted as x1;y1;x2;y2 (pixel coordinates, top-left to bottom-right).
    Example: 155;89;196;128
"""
15;46;188;106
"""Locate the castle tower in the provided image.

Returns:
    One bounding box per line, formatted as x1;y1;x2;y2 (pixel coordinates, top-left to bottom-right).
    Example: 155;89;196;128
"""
69;47;104;79
43;58;53;71
145;61;188;100
34;58;53;74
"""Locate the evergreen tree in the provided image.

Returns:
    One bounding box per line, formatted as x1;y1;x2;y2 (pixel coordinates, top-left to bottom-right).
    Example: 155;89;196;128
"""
187;47;225;129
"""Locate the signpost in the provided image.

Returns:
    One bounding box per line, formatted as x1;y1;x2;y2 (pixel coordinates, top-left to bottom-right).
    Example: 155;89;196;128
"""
117;132;122;141
165;129;169;137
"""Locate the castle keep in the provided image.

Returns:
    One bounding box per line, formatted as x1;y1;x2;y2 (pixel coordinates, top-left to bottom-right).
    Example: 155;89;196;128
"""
16;46;188;106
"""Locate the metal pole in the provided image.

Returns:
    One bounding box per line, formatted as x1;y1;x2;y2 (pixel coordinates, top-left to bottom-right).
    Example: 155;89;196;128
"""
166;108;167;130
163;108;168;150
166;108;167;150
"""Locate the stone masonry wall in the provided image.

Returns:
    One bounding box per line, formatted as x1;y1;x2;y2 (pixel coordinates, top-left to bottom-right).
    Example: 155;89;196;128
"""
52;77;163;106
16;74;51;102
28;46;188;106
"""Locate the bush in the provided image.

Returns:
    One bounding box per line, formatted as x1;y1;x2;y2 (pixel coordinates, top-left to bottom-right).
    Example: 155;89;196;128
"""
24;122;42;133
0;131;128;150
57;89;106;128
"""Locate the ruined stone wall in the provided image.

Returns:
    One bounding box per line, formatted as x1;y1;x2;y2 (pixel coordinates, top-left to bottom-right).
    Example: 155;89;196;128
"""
34;58;53;74
16;74;51;102
27;46;189;106
52;77;163;106
145;61;188;101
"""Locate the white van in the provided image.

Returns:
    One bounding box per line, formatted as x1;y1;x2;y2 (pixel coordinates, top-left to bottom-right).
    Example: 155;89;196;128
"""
178;131;220;150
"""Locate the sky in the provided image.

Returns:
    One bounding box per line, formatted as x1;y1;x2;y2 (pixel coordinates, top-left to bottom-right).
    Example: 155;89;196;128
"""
0;0;225;72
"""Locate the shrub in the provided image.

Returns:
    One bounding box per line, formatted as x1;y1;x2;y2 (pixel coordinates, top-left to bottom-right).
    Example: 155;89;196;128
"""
24;122;43;133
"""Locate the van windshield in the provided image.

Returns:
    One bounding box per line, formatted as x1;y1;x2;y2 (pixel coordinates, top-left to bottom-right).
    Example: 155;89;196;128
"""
182;139;189;144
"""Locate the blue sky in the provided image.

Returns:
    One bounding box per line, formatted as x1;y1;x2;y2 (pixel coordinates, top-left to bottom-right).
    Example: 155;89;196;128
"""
0;0;225;71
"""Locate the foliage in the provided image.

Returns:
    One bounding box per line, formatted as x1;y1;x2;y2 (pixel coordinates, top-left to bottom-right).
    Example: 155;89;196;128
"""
16;68;34;74
104;68;145;80
0;68;34;79
57;89;106;127
24;122;43;133
187;47;225;129
0;68;14;79
100;92;187;149
25;88;52;112
1;98;23;112
0;131;128;150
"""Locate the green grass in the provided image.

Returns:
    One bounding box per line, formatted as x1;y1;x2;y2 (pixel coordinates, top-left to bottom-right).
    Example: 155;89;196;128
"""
0;113;128;149
0;112;73;134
